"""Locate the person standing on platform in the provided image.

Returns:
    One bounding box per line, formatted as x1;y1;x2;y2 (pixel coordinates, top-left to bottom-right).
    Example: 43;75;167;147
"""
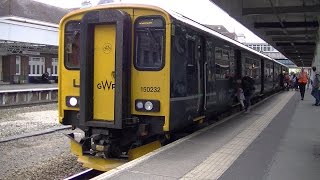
298;68;308;100
242;74;255;112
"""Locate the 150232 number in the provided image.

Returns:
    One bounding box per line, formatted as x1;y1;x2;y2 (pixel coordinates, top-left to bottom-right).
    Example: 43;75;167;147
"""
141;87;160;93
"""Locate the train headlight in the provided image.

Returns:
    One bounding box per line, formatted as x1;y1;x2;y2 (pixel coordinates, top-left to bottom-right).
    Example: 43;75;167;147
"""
136;101;144;109
135;99;160;112
69;97;78;107
66;96;79;107
144;101;153;111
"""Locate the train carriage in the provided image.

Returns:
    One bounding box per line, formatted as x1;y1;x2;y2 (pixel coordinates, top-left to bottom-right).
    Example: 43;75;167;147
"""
58;3;287;171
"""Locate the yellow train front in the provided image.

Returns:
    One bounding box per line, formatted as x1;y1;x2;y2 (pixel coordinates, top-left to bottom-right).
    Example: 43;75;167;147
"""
59;4;171;171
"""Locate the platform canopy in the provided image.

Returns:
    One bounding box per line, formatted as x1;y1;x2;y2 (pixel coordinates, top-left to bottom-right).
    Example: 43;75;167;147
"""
210;0;320;67
0;16;59;55
0;0;69;55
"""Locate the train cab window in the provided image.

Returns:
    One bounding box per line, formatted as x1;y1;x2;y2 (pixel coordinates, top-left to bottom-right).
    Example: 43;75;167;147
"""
64;21;81;69
134;17;165;70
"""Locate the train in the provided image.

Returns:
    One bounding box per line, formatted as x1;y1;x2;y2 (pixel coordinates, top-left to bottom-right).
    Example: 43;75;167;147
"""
58;3;288;171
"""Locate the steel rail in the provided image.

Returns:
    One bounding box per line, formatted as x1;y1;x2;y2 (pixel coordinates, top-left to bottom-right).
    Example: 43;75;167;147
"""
0;125;71;143
65;169;103;180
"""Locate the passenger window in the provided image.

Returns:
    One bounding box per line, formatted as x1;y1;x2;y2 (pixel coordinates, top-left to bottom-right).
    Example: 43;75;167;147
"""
64;21;81;69
134;17;165;70
215;47;230;80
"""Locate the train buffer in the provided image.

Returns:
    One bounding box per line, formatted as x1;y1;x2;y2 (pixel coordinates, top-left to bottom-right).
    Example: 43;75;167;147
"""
93;91;320;180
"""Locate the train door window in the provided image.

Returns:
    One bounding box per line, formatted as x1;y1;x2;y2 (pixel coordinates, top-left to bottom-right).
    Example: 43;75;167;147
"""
134;17;165;71
173;25;186;56
187;39;195;66
206;40;214;83
186;37;198;95
64;21;80;69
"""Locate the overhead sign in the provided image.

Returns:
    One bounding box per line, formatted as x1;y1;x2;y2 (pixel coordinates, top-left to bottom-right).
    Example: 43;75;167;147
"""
22;51;40;55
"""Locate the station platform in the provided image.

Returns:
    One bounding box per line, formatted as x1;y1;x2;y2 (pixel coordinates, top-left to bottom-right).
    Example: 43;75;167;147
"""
94;90;320;180
0;83;57;91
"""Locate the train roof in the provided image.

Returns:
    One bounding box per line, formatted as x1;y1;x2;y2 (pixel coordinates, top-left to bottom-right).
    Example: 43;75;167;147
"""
94;3;287;67
166;10;287;67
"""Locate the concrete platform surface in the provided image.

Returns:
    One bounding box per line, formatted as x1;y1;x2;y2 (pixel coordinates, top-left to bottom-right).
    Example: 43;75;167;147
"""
0;83;57;91
93;90;320;180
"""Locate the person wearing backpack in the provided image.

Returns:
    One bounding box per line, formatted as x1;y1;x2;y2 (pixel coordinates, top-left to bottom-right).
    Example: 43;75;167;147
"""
311;66;320;106
298;68;309;100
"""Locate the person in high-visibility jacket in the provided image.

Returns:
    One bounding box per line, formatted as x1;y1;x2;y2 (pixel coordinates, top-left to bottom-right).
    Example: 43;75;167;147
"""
298;68;309;100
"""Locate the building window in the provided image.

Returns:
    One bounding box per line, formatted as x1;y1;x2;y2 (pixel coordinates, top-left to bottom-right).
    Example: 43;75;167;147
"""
52;58;58;76
29;57;45;76
15;56;21;75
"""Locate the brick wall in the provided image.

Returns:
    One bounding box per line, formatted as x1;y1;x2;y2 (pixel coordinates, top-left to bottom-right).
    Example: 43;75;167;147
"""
1;54;58;83
2;56;15;82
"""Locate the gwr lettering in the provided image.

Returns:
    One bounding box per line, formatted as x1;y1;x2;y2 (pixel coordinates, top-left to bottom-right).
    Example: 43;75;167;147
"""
141;87;160;93
97;80;115;90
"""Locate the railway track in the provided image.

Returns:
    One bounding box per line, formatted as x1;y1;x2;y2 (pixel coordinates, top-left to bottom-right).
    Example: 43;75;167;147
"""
0;126;71;143
65;169;103;180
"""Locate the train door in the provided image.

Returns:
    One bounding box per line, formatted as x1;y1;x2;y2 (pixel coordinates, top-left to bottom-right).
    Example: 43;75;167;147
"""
204;40;218;113
79;10;131;128
215;44;234;108
185;34;204;117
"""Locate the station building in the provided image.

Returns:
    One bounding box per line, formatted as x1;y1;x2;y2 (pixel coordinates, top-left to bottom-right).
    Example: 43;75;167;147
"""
244;43;299;69
0;0;68;84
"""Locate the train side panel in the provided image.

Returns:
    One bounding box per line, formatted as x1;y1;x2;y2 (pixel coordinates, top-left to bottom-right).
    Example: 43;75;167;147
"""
169;21;238;131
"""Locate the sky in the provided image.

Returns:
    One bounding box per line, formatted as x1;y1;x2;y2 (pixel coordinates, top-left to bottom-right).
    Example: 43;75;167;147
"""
34;0;265;43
